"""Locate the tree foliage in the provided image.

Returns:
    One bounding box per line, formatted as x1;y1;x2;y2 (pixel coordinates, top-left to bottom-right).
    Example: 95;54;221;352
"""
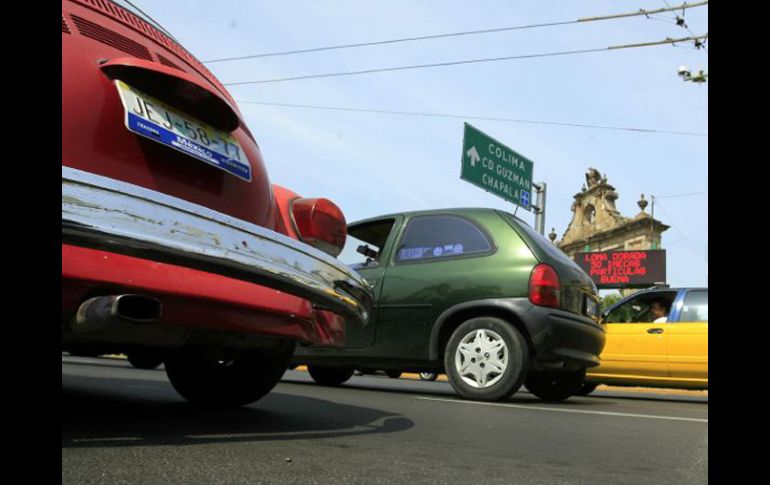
600;293;622;313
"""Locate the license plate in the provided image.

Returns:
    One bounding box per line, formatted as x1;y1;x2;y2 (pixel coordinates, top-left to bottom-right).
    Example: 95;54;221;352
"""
114;80;251;182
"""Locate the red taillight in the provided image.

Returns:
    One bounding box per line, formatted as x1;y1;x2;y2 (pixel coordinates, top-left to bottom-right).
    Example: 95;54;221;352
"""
529;264;561;308
291;198;347;257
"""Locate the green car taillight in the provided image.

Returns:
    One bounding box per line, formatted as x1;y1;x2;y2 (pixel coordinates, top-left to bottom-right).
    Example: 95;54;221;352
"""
529;264;560;309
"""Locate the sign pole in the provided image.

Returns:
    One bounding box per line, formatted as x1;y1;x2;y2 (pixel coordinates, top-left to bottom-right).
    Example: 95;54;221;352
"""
650;195;655;249
532;182;547;235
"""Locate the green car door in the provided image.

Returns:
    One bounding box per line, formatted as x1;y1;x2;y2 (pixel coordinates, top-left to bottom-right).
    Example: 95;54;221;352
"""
342;216;403;349
374;211;536;359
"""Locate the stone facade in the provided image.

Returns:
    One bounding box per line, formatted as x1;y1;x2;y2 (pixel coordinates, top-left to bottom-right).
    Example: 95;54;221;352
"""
550;168;669;260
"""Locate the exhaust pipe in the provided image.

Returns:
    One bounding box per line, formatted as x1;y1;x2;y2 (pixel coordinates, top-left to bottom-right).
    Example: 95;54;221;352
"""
74;294;163;333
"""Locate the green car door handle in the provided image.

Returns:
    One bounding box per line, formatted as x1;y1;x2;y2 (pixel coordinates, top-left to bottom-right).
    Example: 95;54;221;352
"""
647;328;664;334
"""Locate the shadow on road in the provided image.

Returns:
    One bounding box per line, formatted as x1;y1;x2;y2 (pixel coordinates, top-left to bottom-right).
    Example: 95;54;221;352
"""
62;374;414;449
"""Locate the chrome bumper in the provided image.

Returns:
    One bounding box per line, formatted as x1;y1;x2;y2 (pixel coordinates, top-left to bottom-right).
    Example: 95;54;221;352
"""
61;166;372;325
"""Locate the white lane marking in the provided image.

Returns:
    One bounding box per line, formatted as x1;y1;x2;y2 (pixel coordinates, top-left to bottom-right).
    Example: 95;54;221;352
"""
415;397;708;423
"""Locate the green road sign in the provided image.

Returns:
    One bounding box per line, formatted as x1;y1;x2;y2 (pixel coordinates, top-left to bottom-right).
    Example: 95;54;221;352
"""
461;123;534;211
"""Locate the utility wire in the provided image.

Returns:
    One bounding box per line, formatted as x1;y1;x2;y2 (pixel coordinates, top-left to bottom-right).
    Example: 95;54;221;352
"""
203;1;708;64
647;16;678;24
224;35;707;86
662;0;706;48
655;201;706;260
666;225;708;246
654;189;708;199
672;43;704;51
236;100;708;137
204;20;575;63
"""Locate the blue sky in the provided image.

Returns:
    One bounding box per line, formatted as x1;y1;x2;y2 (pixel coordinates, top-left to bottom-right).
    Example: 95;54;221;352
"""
133;1;708;288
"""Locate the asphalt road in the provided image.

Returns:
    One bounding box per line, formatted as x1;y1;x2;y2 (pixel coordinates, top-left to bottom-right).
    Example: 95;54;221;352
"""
62;357;708;484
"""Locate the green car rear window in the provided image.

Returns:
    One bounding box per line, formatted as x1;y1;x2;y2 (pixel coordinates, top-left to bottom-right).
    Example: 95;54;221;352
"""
396;215;492;263
499;212;574;264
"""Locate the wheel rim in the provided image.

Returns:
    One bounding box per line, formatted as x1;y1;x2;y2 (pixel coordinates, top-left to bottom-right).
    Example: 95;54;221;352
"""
454;329;508;389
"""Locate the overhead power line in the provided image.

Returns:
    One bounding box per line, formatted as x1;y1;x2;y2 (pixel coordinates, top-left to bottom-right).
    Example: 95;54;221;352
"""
203;1;708;64
204;20;575;63
236;100;708;137
223;34;707;86
655;189;708;199
577;1;707;22
655;201;706;260
661;0;707;49
666;225;708;246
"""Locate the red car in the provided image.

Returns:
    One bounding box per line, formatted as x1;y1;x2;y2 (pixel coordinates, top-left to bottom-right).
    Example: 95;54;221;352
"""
61;0;372;407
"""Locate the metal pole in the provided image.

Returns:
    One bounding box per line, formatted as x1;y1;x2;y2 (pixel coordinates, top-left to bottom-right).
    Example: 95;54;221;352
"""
533;182;547;235
650;195;655;249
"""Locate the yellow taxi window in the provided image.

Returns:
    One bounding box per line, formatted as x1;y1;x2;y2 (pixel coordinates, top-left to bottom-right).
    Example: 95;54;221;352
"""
679;290;708;322
606;291;678;323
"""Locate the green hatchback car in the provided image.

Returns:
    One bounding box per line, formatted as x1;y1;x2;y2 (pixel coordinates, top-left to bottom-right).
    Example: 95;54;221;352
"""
293;208;605;402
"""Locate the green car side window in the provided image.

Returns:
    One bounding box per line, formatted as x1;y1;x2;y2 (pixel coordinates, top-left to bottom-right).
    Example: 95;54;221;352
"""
341;218;397;269
395;215;492;264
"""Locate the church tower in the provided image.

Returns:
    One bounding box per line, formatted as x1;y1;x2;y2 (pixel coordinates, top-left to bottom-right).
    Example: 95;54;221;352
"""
553;168;670;259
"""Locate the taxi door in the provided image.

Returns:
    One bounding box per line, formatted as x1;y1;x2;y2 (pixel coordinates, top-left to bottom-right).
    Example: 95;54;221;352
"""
593;291;676;379
666;289;708;386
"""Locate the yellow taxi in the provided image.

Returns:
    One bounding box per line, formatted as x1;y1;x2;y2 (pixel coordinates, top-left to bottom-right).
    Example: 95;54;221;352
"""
580;288;708;394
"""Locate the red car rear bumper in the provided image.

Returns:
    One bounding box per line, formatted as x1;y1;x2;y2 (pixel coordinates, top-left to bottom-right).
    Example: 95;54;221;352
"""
62;244;345;347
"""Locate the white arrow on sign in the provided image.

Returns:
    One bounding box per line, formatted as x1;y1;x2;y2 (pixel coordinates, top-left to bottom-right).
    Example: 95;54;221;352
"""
466;146;480;166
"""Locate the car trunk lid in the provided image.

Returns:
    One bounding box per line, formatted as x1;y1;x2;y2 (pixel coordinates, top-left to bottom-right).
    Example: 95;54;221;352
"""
499;212;599;319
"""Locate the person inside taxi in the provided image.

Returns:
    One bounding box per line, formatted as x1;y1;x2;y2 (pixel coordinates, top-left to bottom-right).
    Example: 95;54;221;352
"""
649;298;670;323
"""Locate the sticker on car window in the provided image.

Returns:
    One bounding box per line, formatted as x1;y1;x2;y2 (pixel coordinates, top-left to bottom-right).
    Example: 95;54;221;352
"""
399;242;469;261
399;247;428;260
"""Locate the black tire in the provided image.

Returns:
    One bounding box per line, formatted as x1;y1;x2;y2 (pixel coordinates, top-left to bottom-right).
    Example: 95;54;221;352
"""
419;372;438;382
307;365;355;386
575;381;599;396
126;352;165;370
165;345;294;408
385;370;402;379
525;368;587;402
444;317;529;402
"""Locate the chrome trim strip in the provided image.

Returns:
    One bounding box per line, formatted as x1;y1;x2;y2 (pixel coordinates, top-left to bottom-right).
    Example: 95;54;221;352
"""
61;166;371;324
